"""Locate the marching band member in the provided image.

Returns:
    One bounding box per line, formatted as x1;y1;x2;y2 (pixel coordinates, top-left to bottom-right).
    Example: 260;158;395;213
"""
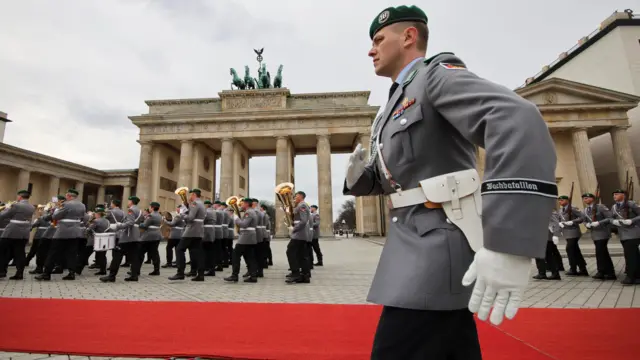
138;202;162;276
223;203;234;266
162;206;184;268
285;191;311;284
247;198;265;277
169;188;206;281
310;205;323;266
100;196;143;282
259;204;273;267
582;192;616;280
202;200;217;276
76;206;110;275
611;189;640;285
224;197;258;283
30;195;64;275
25;205;50;269
0;190;35;280
213;201;226;271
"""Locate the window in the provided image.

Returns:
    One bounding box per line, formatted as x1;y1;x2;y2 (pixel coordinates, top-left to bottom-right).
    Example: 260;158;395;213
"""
198;176;212;192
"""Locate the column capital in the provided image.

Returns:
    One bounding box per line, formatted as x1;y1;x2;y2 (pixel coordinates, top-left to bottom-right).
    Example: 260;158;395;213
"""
317;134;331;140
612;125;631;131
180;139;194;144
123;184;131;189
274;135;288;140
572;127;588;132
137;140;152;145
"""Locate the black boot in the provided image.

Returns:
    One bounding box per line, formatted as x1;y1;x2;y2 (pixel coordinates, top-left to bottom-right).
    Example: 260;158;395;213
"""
148;269;160;276
224;274;239;282
35;273;51;281
191;271;205;282
204;269;216;276
99;274;116;282
29;267;43;275
62;271;76;280
548;273;561;280
168;272;185;280
124;274;138;281
314;260;323;266
532;273;547;280
9;269;24;280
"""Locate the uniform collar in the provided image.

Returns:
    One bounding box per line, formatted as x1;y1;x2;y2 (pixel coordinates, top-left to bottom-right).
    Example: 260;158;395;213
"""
395;57;423;85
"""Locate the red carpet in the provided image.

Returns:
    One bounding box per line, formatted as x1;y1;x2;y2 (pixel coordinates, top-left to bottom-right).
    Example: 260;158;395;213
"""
0;298;637;360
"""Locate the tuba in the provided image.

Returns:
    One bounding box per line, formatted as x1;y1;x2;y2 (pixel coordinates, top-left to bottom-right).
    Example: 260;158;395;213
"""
275;182;295;227
225;195;243;232
175;186;190;207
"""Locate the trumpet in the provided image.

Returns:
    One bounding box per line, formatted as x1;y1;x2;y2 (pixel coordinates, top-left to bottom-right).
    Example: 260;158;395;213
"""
225;195;243;232
275;182;295;227
0;201;17;212
175;186;189;207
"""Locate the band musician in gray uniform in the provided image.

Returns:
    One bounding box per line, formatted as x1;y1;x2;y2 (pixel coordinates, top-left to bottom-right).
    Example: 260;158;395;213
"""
202;200;217;276
310;205;323;266
611;188;640;285
557;195;588;276
260;204;273;267
169;188;206;282
582;192;616;280
344;6;558;358
285;191;311;284
139;201;163;276
31;195;65;275
26;206;50;269
77;206;110;275
533;210;562;280
162;206;185;268
247;198;265;277
36;188;86;281
0;202;11;277
220;202;234;266
224;197;258;283
0;190;36;280
213;201;226;271
100;196;143;282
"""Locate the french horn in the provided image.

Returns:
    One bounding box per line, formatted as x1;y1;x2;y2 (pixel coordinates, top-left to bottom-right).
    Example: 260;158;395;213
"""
274;182;295;227
225;195;243;232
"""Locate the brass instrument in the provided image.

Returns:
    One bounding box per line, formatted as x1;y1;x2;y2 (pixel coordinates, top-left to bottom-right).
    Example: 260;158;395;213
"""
0;201;17;212
175;187;190;207
275;182;295;227
85;211;96;238
225;195;243;232
52;199;65;227
162;211;173;222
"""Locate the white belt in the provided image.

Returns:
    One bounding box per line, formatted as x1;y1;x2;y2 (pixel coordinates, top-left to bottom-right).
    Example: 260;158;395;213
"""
59;219;81;223
148;226;160;229
388;188;429;208
10;220;30;224
241;227;256;231
214;225;223;228
192;219;204;222
38;227;48;230
257;226;266;228
0;228;4;231
204;225;214;228
134;224;139;227
173;227;184;230
294;221;300;224
223;224;229;227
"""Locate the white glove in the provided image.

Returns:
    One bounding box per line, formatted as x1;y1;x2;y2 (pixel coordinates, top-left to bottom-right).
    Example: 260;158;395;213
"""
109;224;117;231
612;220;621;226
584;223;591;229
288;226;294;236
233;214;239;221
552;236;559;245
564;221;573;226
179;205;189;214
622;219;632;226
558;222;565;228
345;143;368;189
462;248;531;326
590;221;600;228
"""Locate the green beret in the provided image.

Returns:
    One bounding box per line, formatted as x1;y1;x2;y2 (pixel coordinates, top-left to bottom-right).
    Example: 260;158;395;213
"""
150;202;160;207
370;5;428;39
94;207;106;213
128;196;140;204
204;200;212;205
189;188;201;195
17;189;30;196
558;195;569;200
220;202;227;206
111;199;121;206
581;193;595;198
295;191;306;198
242;197;253;204
67;188;79;196
214;200;221;205
57;195;66;201
612;189;626;194
311;205;318;209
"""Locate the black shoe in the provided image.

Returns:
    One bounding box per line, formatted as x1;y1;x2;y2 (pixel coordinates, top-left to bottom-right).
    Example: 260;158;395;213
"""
62;272;75;280
161;263;172;268
9;273;24;280
268;260;273;266
204;270;216;276
29;268;43;275
148;270;160;276
565;270;579;276
532;274;547;280
100;275;116;282
548;273;561;280
578;270;589;277
244;276;257;283
124;276;138;282
620;276;637;286
94;271;107;276
242;271;250;278
592;272;605;280
168;273;185;281
35;273;51;281
191;275;205;281
224;275;239;282
52;267;63;274
314;262;323;266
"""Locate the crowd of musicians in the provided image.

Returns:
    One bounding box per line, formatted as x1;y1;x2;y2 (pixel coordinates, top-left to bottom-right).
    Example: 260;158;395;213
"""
0;186;324;284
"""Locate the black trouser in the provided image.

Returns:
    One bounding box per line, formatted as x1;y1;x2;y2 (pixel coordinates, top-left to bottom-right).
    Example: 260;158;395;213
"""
593;239;615;276
109;242;140;276
371;307;481;360
535;240;560;275
77;245;106;274
254;242;264;275
0;238;27;274
565;238;586;271
286;240;310;275
232;243;257;276
212;239;223;267
139;241;161;272
621;238;640;280
44;238;78;274
260;240;269;267
26;237;41;265
224;238;234;264
550;242;564;270
311;238;322;263
176;237;204;275
202;241;216;270
265;240;273;264
36;238;51;269
165;238;179;264
306;242;314;269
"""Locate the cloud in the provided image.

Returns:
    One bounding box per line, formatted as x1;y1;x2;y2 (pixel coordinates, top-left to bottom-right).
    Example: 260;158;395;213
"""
0;0;632;219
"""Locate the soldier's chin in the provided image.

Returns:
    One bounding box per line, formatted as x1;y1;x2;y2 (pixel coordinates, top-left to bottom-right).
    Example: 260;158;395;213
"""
373;64;390;77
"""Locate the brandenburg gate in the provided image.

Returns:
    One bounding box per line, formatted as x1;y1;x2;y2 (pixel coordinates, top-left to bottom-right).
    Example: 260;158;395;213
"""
129;85;383;238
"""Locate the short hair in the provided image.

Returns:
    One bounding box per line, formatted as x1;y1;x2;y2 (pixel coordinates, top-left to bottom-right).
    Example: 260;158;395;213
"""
395;21;429;51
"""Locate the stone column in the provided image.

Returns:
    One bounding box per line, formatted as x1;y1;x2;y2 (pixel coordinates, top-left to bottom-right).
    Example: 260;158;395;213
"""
316;135;334;237
275;136;290;237
610;126;640;189
48;176;60;198
219;138;235;200
355;133;380;236
191;143;200;190
136;141;154;207
178;140;194;190
150;144;161;201
97;186;106;205
571;128;598;194
17;169;30;192
75;181;85;201
122;185;131;204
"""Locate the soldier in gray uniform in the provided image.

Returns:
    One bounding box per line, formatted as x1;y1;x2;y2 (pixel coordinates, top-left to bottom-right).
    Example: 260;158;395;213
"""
213;201;226;271
30;195;65;275
202;200;217;276
78;210;91;256
36;188;87;281
611;189;640;285
224;204;235;265
305;203;314;271
0;201;11;276
26;207;50;268
245;198;264;277
310;205;323;266
260;204;273;267
219;202;233;266
139;201;163;276
0;190;36;280
533;210;562;280
224;197;258;283
582;192;616;280
100;196;143;282
344;6;558;358
557;195;588;276
100;199;124;275
162;206;184;268
76;206;110;275
285;191;311;284
169;188;206;281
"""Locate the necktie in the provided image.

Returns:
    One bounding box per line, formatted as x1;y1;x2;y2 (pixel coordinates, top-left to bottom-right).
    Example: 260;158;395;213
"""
388;82;399;101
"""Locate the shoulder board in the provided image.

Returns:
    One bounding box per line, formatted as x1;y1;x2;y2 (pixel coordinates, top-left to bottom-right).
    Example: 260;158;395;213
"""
439;63;466;70
424;52;455;65
402;69;418;86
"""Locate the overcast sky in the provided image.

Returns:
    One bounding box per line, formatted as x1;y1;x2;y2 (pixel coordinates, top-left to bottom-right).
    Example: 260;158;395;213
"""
0;0;634;219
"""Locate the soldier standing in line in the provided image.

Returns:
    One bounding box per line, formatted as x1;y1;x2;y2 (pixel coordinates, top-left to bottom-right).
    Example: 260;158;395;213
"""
162;206;185;268
76;206;110;275
310;205;323;266
26;206;50;269
169;188;206;282
285;191;311;284
224;197;258;283
582;192;616;280
99;196;143;282
0;190;36;280
213;201;225;271
260;204;272;268
202;200;217;276
306;203;314;271
533;210;562;280
138;201;163;276
36;188;86;281
611;189;640;285
246;198;264;277
30;195;64;275
344;5;558;358
557;195;588;276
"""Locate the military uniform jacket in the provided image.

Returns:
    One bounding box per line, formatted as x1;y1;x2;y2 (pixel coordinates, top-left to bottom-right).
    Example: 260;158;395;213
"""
87;217;110;247
343;53;557;311
0;217;10;237
115;205;143;244
235;208;257;245
548;210;562;241
182;199;206;239
255;208;264;243
41;211;56;239
311;212;320;240
558;206;584;239
32;216;51;239
167;216;186;239
583;204;612;241
0;200;36;240
612;201;640;241
203;207;216;242
263;212;271;240
214;210;224;239
291;202;310;241
79;213;91;240
106;208;125;239
226;210;234;238
140;212;163;242
52;199;86;239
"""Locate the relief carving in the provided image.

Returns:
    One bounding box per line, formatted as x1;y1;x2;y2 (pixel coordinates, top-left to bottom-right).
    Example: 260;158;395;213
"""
225;96;282;110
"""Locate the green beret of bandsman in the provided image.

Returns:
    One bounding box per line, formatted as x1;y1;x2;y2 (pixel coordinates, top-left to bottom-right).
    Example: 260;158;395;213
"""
311;205;318;209
581;193;595;198
220;202;227;206
150;201;160;207
67;188;79;196
204;200;212;205
94;207;106;213
369;5;428;39
57;195;66;201
128;196;140;204
558;195;569;200
17;189;30;196
612;189;626;194
242;197;253;204
189;188;201;195
214;200;221;205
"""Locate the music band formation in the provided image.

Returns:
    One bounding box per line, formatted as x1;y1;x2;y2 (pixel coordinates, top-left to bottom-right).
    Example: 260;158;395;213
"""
0;182;324;284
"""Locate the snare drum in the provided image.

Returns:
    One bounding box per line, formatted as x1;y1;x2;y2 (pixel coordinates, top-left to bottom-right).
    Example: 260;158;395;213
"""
93;233;116;252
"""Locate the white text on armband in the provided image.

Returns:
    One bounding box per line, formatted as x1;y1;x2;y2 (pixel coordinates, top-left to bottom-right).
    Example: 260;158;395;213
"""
481;178;558;198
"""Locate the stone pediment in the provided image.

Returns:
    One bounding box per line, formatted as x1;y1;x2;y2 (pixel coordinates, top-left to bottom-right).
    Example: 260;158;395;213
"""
516;78;640;109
